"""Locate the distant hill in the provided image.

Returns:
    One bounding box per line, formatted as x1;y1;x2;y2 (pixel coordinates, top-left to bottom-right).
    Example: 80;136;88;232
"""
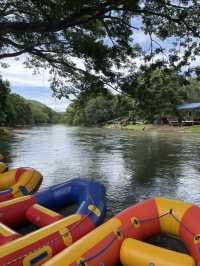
27;100;61;124
0;77;63;126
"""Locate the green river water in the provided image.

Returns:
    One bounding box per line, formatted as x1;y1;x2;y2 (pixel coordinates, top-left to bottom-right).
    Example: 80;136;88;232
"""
1;124;200;218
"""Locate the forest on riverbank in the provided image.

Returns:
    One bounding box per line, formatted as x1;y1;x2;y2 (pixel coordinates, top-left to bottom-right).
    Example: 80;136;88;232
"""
0;77;61;126
62;67;200;126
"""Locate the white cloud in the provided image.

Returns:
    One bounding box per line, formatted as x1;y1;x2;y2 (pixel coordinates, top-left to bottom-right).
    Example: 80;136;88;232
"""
0;57;50;87
0;57;69;112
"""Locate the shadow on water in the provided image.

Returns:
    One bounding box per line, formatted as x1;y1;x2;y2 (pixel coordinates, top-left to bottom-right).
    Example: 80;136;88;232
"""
0;134;12;163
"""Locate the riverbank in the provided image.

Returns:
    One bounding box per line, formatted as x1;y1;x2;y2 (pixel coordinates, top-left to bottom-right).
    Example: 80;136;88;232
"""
0;127;11;138
105;123;200;133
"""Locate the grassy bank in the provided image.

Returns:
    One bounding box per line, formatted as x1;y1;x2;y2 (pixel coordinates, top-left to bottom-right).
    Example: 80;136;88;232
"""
105;123;200;133
187;125;200;133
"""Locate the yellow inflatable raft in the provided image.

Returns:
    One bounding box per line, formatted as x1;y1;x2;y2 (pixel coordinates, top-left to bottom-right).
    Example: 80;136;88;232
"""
0;167;43;201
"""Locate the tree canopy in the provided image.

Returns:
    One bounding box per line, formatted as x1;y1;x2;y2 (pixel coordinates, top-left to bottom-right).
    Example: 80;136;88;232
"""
121;65;188;122
1;1;200;98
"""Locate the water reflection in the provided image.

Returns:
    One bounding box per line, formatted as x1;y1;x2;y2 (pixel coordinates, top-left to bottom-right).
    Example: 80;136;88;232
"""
0;134;12;163
1;125;200;217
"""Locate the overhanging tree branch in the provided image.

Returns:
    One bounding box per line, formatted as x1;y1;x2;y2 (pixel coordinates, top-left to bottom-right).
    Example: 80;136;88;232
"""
0;1;124;34
0;50;26;59
0;0;199;98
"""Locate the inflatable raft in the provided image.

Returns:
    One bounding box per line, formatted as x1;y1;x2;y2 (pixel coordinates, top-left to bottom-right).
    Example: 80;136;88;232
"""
0;178;106;265
0;167;43;202
44;197;200;266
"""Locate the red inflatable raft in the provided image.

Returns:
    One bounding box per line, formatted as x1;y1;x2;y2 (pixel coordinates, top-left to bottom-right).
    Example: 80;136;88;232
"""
43;197;200;266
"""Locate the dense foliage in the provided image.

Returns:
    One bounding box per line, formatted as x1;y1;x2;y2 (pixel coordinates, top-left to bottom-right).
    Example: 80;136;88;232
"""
184;78;200;103
28;100;61;124
0;77;60;126
0;1;200;98
0;78;10;125
64;67;200;125
63;91;135;126
121;66;188;122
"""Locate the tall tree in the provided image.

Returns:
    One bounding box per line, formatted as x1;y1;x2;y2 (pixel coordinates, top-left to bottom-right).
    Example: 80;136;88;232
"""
0;1;200;97
7;93;34;125
0;77;10;125
121;65;187;122
184;78;200;102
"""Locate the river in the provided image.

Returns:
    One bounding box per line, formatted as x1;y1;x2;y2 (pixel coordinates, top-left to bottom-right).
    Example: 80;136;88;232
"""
1;124;200;217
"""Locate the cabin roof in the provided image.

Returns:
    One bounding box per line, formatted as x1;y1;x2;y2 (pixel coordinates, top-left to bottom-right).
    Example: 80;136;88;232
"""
177;103;200;110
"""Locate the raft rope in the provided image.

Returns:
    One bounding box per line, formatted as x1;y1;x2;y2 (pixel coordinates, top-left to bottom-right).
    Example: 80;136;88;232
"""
170;211;195;237
78;208;197;266
139;209;170;224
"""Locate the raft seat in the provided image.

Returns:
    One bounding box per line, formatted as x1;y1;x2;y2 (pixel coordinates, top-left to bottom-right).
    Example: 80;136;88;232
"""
26;204;63;227
120;238;195;266
0;223;20;245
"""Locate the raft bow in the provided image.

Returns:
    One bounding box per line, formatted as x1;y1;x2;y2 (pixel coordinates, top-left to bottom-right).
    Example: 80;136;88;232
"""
0;178;106;266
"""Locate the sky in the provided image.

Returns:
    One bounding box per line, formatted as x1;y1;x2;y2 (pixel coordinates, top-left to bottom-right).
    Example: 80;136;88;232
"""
0;57;69;112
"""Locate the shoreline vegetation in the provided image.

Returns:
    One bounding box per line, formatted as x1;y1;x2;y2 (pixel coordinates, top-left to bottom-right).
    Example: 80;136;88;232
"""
0;78;62;128
62;73;200;130
104;123;200;133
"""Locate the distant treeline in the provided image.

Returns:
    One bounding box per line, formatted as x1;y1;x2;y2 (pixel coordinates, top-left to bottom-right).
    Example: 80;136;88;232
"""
62;67;200;126
0;78;61;126
61;89;135;126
